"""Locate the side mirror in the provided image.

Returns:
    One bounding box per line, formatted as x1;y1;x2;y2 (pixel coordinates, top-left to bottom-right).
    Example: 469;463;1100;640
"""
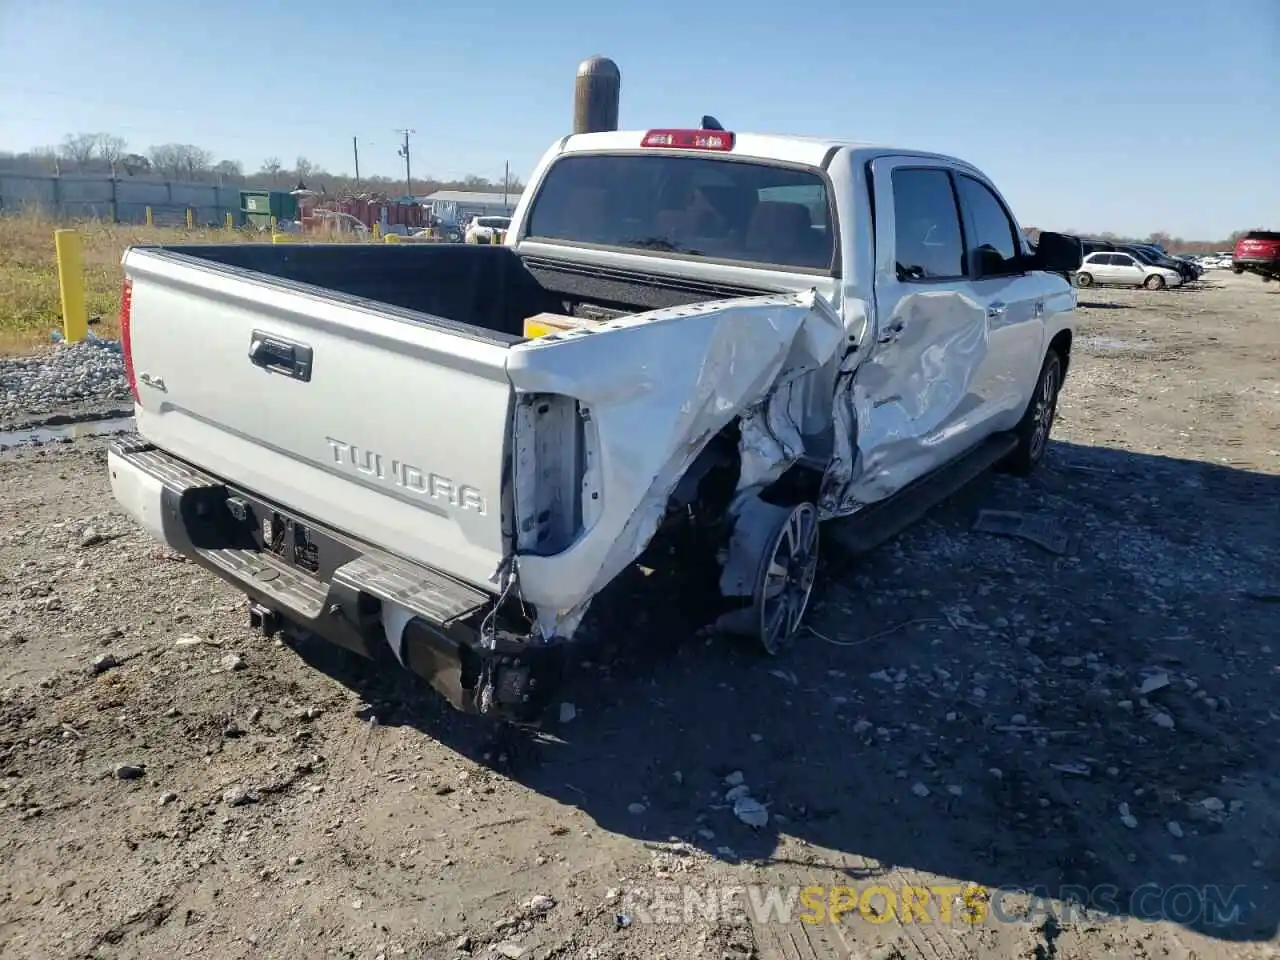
1029;232;1082;273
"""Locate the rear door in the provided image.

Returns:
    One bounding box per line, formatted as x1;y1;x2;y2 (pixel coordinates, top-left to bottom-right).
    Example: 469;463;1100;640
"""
124;249;514;592
951;172;1047;424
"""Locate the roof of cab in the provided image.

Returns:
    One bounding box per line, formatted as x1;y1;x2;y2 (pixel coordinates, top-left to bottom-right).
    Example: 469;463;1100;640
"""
558;130;891;168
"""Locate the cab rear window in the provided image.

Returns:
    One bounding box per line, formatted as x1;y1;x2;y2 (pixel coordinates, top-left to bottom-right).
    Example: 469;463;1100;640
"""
524;153;836;273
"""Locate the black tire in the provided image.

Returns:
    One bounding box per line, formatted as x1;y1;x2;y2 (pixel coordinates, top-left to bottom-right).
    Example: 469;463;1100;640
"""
1001;350;1062;477
1075;272;1093;287
1144;274;1166;290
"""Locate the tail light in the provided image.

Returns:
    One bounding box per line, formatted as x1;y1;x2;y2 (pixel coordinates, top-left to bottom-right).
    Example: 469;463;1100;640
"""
119;278;140;405
1238;238;1280;256
641;129;735;151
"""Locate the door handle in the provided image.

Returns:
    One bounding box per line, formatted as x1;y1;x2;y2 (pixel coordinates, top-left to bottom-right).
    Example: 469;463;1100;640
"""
877;320;905;344
986;302;1007;320
249;331;313;382
1034;299;1045;318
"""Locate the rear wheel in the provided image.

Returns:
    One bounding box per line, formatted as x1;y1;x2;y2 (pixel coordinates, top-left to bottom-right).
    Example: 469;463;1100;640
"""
1002;350;1062;477
718;499;821;655
755;502;820;655
1144;274;1166;290
1075;272;1093;287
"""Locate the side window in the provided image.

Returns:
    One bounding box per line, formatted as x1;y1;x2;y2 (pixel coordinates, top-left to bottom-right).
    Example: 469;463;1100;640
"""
1114;255;1135;267
1096;254;1117;265
955;175;1022;277
890;169;966;281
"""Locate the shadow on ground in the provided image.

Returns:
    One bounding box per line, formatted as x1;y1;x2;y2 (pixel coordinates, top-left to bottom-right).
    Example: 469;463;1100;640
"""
291;439;1280;944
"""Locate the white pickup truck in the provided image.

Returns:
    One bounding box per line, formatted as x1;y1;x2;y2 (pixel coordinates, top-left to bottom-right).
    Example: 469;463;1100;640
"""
108;126;1080;721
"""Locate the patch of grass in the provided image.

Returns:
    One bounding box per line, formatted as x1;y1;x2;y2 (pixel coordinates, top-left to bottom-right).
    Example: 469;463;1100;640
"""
0;212;362;355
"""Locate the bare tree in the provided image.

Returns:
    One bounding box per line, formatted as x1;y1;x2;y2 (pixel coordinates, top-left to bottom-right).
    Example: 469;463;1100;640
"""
180;145;214;180
295;156;315;180
212;159;244;181
259;157;283;185
96;134;128;176
148;144;183;179
28;146;61;175
148;143;214;181
58;133;100;167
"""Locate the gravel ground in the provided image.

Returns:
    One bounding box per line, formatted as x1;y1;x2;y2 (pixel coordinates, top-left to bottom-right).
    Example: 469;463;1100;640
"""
0;336;133;428
1;273;1278;960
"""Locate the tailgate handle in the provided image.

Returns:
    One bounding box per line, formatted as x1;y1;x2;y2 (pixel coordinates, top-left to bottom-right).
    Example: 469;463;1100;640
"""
249;331;313;382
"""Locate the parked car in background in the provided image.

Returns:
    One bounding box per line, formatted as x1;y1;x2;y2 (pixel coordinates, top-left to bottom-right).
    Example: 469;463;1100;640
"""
1075;251;1183;289
465;215;512;244
1232;230;1280;282
1118;243;1198;284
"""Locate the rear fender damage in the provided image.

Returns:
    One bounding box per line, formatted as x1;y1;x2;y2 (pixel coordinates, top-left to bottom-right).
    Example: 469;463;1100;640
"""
506;289;848;640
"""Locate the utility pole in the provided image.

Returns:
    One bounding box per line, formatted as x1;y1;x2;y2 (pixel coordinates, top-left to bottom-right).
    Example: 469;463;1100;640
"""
503;161;509;211
352;136;361;188
396;128;415;198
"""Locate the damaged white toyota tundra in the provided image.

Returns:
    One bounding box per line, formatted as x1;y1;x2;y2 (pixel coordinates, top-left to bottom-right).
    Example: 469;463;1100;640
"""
108;127;1081;721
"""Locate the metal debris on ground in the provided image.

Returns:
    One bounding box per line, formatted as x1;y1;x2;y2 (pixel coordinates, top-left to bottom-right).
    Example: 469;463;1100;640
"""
972;509;1070;555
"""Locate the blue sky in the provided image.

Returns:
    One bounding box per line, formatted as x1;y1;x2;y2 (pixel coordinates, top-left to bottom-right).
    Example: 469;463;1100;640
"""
1;0;1276;239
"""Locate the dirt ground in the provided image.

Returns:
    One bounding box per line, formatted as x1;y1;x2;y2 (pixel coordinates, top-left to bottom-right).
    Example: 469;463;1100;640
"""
1;273;1277;960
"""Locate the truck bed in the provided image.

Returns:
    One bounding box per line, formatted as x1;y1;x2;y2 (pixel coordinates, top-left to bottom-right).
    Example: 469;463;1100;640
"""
161;242;776;341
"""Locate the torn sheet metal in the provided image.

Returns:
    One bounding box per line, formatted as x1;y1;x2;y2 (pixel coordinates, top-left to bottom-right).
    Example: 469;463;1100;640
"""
735;383;807;496
817;350;865;518
505;290;844;638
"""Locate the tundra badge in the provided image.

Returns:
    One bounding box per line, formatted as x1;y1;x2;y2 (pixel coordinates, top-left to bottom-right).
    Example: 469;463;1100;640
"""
324;437;486;514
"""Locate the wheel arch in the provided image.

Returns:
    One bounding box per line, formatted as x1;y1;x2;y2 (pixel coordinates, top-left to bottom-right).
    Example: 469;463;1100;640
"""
1048;328;1073;380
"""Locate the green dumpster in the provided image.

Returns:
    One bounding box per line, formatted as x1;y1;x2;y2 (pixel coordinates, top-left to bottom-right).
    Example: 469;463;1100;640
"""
240;190;299;230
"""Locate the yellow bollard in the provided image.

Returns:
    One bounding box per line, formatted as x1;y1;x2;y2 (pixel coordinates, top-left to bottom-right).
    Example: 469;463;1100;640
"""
186;208;194;229
384;233;401;243
145;206;153;226
371;222;382;241
225;212;234;230
54;229;89;343
272;232;291;244
269;215;277;232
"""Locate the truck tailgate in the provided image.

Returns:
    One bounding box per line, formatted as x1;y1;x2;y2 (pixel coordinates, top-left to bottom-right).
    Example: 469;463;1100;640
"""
124;248;513;593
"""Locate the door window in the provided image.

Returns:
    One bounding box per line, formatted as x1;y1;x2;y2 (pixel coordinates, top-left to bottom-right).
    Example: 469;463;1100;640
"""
955;175;1022;277
1113;255;1137;268
890;168;966;281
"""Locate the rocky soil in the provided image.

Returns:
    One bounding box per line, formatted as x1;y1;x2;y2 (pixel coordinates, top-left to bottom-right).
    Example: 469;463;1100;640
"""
1;274;1278;959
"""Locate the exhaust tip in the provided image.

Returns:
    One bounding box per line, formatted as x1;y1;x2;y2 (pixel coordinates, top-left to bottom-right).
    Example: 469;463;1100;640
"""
573;56;621;135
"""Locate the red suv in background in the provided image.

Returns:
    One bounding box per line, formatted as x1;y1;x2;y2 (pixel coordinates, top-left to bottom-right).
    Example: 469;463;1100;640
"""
1232;231;1280;282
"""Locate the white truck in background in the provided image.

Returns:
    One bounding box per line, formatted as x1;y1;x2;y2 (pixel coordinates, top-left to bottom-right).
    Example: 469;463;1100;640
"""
108;126;1081;721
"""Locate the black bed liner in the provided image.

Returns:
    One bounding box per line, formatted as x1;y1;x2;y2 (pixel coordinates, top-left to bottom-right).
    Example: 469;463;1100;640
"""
139;243;774;341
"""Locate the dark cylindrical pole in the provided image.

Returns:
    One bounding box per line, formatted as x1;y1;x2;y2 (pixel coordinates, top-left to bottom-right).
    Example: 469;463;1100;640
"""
573;56;620;135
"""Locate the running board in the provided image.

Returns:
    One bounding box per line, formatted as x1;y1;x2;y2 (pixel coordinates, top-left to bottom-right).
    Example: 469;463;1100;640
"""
825;432;1018;557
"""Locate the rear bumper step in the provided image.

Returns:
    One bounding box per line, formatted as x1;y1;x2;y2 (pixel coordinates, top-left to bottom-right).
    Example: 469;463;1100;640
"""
108;437;562;721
